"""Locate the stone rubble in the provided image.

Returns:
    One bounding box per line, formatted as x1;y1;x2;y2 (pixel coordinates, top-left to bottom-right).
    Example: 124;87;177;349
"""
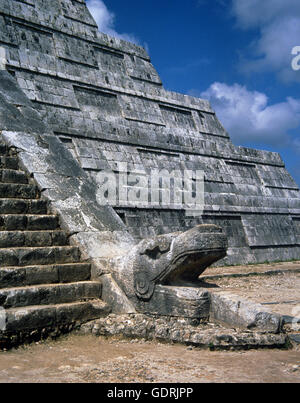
79;313;289;350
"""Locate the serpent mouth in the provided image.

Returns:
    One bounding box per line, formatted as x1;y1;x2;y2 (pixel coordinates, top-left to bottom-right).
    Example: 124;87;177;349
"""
156;225;228;286
160;247;227;286
133;224;228;301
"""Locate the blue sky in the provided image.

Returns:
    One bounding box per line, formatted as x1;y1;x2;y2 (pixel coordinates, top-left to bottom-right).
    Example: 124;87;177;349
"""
86;0;300;186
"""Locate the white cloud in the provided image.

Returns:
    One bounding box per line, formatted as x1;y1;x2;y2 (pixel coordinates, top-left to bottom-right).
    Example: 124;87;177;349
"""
231;0;300;29
231;0;300;82
199;82;300;146
86;0;139;44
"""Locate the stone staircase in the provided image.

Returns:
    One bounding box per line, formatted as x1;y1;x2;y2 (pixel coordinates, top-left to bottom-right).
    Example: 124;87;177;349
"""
0;141;109;348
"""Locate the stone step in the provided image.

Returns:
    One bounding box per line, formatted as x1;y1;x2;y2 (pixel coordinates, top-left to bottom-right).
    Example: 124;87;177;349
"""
0;144;108;348
0;183;38;199
0;231;68;248
0;169;28;184
0;215;59;231
0;262;91;289
3;300;109;334
0;156;19;170
0;142;8;156
0;199;48;215
0;281;102;309
0;246;81;267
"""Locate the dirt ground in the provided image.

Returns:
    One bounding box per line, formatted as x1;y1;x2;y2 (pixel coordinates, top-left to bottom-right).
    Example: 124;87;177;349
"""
0;334;299;383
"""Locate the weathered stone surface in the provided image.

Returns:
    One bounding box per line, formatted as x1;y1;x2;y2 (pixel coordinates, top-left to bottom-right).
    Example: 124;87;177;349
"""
0;199;48;215
0;0;297;265
209;292;283;333
0;263;91;289
0;183;38;199
0;300;109;334
0;156;18;170
0;215;59;231
109;224;227;317
0;169;28;184
0;281;101;309
0;0;298;343
2;129;133;246
80;314;288;350
99;274;136;315
0;139;108;348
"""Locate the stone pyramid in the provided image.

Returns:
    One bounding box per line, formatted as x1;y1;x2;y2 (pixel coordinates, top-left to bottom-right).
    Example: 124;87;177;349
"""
0;0;299;269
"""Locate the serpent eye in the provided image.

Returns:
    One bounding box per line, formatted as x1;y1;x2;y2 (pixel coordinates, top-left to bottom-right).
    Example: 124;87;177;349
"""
145;246;161;259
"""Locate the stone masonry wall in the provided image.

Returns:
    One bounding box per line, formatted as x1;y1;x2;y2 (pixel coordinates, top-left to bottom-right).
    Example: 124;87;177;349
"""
0;0;299;265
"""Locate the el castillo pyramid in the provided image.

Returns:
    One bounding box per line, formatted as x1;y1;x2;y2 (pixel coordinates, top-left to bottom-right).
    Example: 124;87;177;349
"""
0;0;299;348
